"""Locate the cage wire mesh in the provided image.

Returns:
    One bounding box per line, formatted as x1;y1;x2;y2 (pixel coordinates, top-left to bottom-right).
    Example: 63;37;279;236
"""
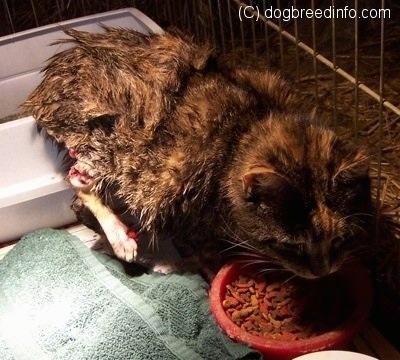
1;0;400;346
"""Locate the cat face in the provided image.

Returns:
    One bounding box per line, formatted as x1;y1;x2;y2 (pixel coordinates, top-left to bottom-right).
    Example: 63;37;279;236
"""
228;114;371;279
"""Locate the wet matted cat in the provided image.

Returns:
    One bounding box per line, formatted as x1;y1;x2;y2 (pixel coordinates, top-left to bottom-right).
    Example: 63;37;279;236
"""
24;27;371;278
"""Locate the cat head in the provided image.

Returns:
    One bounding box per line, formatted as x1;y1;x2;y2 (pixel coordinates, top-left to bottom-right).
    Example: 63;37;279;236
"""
227;113;371;279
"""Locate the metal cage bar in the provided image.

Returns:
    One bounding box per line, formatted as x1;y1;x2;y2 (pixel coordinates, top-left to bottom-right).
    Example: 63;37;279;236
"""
293;0;300;81
375;0;386;216
310;0;319;102
232;0;400;118
1;0;399;145
331;0;337;127
354;0;360;137
1;0;14;33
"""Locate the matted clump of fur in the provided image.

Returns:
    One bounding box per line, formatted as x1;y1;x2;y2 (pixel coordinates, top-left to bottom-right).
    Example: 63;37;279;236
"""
24;27;372;278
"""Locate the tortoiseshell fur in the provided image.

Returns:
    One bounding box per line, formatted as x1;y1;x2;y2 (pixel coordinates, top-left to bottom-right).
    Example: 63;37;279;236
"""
24;27;371;278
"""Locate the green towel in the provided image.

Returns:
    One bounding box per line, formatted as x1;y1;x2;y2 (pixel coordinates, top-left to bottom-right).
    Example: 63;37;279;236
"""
0;229;261;360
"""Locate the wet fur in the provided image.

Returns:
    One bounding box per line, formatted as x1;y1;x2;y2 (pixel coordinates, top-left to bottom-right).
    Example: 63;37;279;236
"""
24;27;371;278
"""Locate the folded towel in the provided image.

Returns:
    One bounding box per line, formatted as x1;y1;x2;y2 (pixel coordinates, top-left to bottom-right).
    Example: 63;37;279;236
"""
0;229;261;360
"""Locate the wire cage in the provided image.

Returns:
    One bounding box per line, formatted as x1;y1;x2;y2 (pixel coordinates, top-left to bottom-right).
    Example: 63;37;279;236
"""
1;0;400;348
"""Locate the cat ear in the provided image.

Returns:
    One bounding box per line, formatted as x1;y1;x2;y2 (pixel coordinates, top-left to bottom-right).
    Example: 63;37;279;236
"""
243;167;267;198
242;166;286;200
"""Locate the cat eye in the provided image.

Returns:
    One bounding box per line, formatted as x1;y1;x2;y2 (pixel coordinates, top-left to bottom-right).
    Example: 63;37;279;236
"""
243;171;290;202
290;243;303;253
273;241;305;254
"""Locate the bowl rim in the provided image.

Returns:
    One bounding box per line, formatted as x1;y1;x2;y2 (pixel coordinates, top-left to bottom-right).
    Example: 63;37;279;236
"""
209;261;373;358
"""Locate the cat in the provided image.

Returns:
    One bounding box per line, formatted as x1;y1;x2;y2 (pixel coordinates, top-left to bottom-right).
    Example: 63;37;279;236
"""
24;27;372;279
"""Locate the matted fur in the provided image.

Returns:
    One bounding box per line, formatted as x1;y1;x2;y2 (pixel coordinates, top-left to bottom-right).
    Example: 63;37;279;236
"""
24;28;371;278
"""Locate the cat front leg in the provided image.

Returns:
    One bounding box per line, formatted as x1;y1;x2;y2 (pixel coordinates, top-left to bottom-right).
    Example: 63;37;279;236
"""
67;154;138;262
76;189;138;262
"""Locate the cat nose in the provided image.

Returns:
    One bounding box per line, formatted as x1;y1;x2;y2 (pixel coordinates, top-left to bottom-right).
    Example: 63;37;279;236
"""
311;264;331;278
308;256;331;278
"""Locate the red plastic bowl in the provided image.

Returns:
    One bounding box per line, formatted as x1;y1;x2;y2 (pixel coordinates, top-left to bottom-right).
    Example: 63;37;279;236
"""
209;261;373;360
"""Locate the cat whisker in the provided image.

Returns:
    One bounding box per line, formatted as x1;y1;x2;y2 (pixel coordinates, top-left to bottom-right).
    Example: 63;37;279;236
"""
220;225;260;253
348;222;370;240
253;267;293;278
345;244;371;258
238;257;279;266
226;251;279;266
220;220;251;246
221;237;258;252
340;212;374;223
340;254;360;266
219;216;244;240
232;254;284;269
280;272;298;286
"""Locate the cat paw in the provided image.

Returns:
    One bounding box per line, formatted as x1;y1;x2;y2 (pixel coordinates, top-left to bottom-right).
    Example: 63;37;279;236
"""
114;232;138;263
68;161;95;190
151;263;178;274
103;219;138;262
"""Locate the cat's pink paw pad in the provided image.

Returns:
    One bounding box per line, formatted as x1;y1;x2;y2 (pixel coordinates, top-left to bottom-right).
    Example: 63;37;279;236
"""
103;220;138;262
127;229;138;240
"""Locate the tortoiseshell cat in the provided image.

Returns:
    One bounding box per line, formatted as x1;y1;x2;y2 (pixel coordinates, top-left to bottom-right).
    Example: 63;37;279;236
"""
24;27;371;279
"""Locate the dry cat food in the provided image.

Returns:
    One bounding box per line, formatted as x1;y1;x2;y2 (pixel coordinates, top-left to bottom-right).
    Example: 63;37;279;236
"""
222;272;351;340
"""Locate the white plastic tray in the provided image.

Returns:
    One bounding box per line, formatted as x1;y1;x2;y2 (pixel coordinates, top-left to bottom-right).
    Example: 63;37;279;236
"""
0;8;162;243
0;8;162;119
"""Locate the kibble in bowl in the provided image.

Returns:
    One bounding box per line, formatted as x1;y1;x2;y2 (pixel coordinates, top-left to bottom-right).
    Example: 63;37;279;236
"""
209;262;372;360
